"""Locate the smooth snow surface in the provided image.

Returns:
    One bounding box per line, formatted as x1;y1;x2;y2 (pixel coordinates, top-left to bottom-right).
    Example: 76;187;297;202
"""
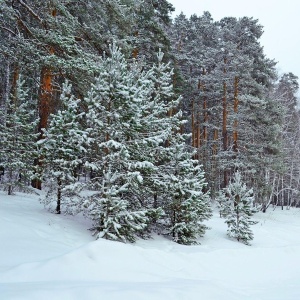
1;191;300;300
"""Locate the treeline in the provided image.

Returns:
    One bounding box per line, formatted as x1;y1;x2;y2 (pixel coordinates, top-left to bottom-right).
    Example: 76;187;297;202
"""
0;1;299;245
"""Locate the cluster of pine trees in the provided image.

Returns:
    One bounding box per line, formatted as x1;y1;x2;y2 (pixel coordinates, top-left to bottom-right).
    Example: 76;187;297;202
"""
0;1;299;245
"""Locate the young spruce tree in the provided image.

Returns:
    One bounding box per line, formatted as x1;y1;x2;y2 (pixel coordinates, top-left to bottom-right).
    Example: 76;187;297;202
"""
0;76;38;195
82;44;154;242
218;171;258;245
39;81;88;214
149;50;212;245
82;44;212;244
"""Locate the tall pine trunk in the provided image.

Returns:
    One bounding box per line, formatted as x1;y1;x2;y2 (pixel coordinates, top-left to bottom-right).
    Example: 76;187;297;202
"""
222;58;228;188
233;76;239;153
32;8;57;190
32;64;53;190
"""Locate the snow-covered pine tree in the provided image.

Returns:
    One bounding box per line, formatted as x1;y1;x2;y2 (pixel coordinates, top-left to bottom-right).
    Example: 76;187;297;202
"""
82;45;212;244
148;50;212;245
0;76;38;195
164;144;212;245
132;49;182;213
82;44;157;242
83;167;148;242
218;171;258;245
39;81;88;214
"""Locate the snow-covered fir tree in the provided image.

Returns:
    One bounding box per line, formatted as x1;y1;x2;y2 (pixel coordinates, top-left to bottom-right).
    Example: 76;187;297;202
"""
39;81;88;214
82;45;212;243
147;50;212;245
82;44;156;242
164;143;212;245
0;76;38;195
218;171;258;245
83;167;148;242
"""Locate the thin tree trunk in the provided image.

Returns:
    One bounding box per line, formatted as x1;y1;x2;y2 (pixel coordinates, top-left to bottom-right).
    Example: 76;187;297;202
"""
105;100;111;155
203;95;208;142
200;70;208;143
1;58;10;124
196;110;201;157
5;64;19;195
132;31;139;59
222;80;228;188
281;176;284;210
213;129;218;156
222;58;228;188
56;177;61;214
233;76;239;152
191;99;195;148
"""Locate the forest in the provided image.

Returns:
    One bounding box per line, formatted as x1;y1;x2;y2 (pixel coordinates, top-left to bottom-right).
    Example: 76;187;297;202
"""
0;0;299;245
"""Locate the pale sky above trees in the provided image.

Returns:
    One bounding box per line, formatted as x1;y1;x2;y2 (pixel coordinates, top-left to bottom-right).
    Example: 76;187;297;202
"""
169;0;300;83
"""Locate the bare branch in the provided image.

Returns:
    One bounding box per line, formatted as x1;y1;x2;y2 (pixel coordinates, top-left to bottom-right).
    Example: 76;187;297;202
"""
0;24;16;36
15;0;44;24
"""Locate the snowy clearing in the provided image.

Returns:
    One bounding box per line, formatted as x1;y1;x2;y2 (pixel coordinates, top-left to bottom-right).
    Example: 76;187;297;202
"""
1;191;300;300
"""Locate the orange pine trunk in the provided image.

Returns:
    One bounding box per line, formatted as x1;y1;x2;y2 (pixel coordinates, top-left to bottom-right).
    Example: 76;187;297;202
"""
191;99;195;148
132;31;139;59
233;76;239;152
38;65;53;137
203;95;208;142
222;58;228;188
213;129;218;156
32;8;56;190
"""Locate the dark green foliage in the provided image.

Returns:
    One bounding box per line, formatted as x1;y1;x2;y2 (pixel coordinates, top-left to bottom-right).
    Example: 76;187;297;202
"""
218;172;258;245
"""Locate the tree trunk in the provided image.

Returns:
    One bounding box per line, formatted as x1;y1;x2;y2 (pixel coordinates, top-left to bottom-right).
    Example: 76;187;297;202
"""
203;95;208;142
233;76;239;152
132;30;139;59
200;71;208;144
56;177;61;214
32;64;53;190
196;111;201;158
1;58;10;125
222;80;228;188
32;7;57;190
191;99;195;151
222;57;229;188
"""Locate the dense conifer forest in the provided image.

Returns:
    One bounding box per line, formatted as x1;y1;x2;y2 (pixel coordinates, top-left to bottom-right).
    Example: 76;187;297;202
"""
0;0;299;245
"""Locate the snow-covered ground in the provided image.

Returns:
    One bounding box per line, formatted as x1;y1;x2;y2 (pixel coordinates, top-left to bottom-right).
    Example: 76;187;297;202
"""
1;191;300;300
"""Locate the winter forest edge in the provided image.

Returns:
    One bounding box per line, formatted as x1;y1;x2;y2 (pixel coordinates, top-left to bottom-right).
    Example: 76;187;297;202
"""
0;0;299;246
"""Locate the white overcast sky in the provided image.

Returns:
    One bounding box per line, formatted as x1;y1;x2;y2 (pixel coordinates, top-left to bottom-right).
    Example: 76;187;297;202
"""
168;0;300;81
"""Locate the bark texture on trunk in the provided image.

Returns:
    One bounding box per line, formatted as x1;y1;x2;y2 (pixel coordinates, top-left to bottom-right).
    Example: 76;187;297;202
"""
233;76;239;153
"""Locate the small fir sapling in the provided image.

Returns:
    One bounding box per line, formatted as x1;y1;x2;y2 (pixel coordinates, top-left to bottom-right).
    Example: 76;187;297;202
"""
163;143;212;245
218;171;258;245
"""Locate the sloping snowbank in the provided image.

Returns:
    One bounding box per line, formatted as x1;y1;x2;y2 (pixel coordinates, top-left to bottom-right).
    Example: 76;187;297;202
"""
1;191;300;300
